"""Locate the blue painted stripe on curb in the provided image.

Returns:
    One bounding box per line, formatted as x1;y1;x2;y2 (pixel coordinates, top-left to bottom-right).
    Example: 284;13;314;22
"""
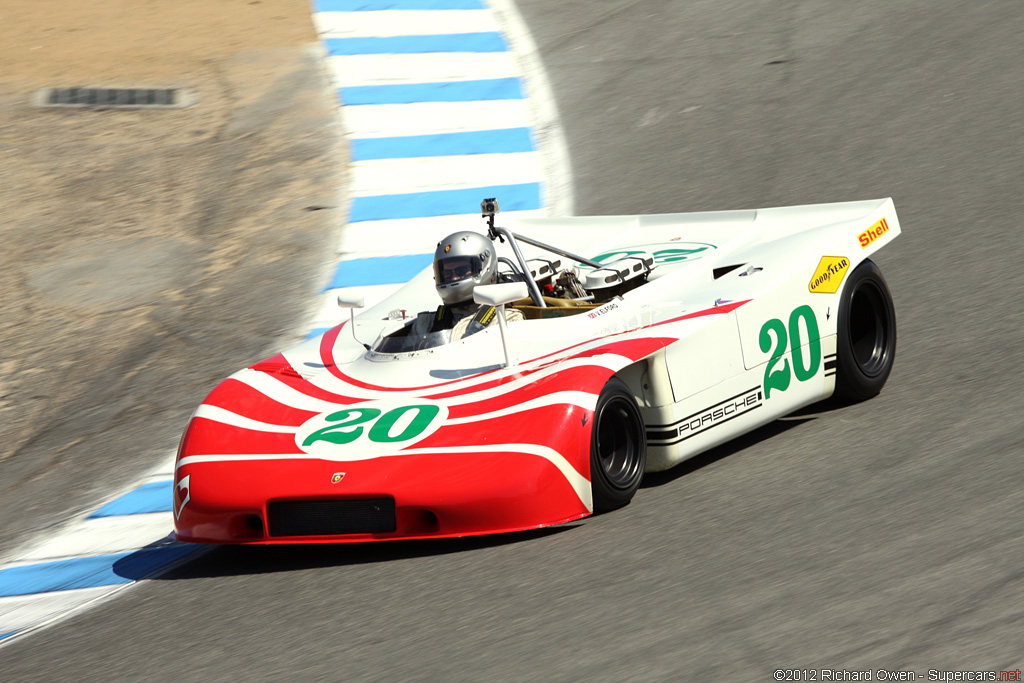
0;546;198;598
326;254;433;288
314;0;484;10
88;481;173;519
351;128;534;160
326;33;506;55
349;182;542;222
0;631;17;640
340;78;523;105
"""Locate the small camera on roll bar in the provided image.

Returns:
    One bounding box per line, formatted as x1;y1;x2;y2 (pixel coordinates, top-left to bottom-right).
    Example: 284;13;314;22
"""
481;197;501;237
480;198;499;217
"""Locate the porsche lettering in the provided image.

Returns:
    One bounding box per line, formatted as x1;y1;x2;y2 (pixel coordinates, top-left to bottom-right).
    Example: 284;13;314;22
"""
648;388;763;445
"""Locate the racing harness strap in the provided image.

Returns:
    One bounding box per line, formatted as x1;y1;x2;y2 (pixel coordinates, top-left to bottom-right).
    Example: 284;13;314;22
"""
462;305;497;338
425;305;497;335
429;304;498;337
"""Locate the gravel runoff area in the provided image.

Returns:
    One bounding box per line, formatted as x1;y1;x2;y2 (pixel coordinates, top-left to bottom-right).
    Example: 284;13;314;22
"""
0;0;346;557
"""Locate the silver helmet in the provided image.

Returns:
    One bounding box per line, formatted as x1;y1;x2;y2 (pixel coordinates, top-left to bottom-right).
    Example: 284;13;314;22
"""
433;231;497;306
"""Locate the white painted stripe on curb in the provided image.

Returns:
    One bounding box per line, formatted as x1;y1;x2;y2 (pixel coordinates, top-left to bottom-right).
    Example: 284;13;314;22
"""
0;586;125;635
16;514;176;564
342;100;532;137
349;152;543;196
328;52;517;87
315;9;497;38
336;210;546;256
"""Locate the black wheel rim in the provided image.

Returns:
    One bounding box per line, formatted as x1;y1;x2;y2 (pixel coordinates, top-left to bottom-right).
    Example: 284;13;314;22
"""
596;397;643;490
848;279;891;377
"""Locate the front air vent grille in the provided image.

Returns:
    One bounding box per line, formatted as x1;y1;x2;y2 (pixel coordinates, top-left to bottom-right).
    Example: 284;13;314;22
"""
267;498;396;537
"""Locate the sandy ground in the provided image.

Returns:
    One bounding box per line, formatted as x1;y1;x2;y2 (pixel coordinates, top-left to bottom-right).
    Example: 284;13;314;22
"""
0;1;346;556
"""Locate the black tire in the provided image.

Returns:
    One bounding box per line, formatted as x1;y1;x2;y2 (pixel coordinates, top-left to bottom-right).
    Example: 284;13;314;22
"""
591;377;646;513
834;259;897;402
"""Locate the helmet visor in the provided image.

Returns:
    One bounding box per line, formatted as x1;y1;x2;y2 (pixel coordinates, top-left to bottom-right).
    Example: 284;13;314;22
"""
435;255;482;285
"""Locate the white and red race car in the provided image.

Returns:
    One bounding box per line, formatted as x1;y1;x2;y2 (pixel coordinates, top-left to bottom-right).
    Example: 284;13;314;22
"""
173;197;899;543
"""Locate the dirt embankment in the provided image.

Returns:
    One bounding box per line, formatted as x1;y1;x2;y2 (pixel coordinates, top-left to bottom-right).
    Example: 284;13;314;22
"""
0;1;347;556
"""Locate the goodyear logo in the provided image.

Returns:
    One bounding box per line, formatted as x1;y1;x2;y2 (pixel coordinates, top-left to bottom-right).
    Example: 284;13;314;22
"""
808;256;850;294
858;217;890;249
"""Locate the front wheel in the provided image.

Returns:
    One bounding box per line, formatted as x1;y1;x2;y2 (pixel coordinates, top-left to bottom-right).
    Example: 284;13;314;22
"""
834;259;897;402
590;377;646;513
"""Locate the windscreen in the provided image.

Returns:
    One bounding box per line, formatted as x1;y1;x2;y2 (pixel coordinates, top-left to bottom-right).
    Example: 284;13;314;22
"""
372;329;453;354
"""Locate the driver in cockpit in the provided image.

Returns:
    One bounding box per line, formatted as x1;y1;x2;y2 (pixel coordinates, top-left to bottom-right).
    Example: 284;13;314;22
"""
411;231;524;340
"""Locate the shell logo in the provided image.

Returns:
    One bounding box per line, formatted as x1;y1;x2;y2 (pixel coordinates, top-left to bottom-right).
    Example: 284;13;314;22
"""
858;217;890;249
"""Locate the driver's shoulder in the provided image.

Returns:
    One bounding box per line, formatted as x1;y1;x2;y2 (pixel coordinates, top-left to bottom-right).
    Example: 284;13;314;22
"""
505;307;525;322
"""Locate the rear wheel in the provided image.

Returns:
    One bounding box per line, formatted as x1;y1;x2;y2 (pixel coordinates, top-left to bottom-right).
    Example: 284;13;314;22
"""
591;377;646;512
834;259;897;402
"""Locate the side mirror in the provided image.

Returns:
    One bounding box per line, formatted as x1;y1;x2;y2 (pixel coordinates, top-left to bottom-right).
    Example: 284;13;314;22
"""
472;283;527;368
337;295;365;309
336;295;368;350
473;282;528;307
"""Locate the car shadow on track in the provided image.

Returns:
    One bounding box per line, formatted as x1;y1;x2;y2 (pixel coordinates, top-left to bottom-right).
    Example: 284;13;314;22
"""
640;414;817;489
141;526;579;581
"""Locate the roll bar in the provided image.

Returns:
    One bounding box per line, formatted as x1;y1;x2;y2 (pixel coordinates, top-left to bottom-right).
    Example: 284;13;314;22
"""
480;197;606;309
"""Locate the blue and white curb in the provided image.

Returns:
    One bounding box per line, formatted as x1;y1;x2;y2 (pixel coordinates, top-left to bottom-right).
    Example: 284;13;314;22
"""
306;0;573;335
0;0;571;646
0;455;199;645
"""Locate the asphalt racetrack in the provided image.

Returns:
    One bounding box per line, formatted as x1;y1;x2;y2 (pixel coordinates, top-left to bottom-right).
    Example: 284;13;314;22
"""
7;0;1024;679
